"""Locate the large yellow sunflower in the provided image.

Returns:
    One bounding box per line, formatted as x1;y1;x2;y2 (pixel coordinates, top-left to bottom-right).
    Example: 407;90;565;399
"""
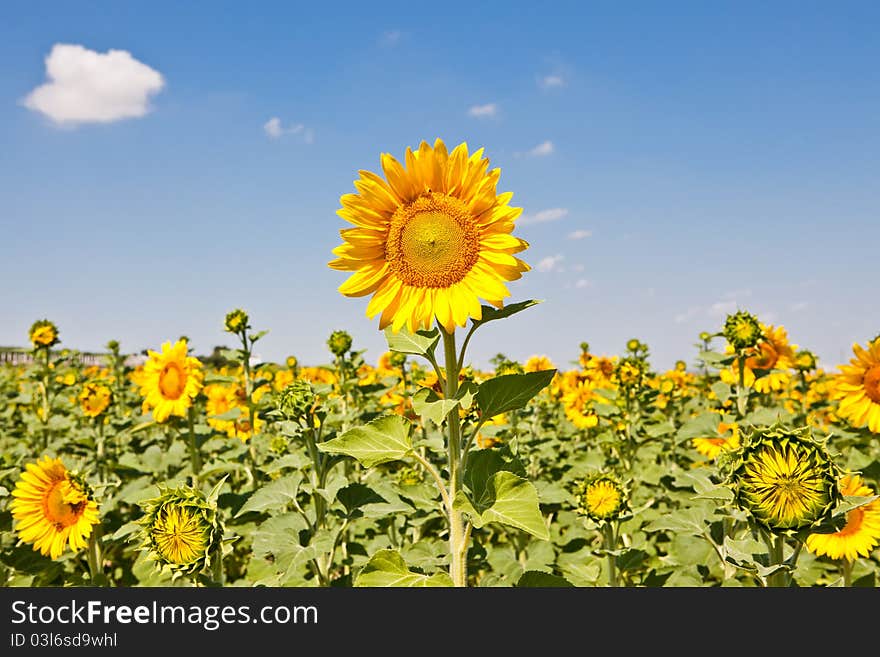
138;340;204;423
805;474;880;562
329;139;530;334
720;324;796;393
832;338;880;433
10;456;100;559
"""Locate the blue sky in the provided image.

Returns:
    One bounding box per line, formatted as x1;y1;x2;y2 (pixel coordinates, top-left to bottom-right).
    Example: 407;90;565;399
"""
2;1;878;372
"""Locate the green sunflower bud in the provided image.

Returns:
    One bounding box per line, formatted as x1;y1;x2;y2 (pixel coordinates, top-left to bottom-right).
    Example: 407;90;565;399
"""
728;424;841;533
224;308;250;334
327;330;353;357
699;331;711;342
625;338;641;353
572;473;629;523
794;349;817;372
389;351;407;368
396;466;424;487
137;484;224;576
29;319;60;349
276;380;318;421
723;311;762;350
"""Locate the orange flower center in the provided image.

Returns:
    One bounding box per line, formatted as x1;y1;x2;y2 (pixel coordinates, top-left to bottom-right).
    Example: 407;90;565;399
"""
158;362;187;400
746;342;779;370
44;482;86;530
386;192;479;287
863;365;880;403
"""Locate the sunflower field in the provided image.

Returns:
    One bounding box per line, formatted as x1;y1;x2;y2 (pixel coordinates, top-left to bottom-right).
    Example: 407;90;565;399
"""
2;140;879;588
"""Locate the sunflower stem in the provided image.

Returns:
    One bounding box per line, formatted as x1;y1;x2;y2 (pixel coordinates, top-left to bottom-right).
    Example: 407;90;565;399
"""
603;522;619;587
240;330;261;490
187;406;201;488
841;558;853;587
441;327;467;587
86;524;104;585
736;352;748;418
768;534;787;587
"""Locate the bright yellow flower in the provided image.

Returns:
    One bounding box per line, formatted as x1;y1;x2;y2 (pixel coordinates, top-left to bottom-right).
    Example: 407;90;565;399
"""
832;338;880;433
692;421;740;460
806;474;880;562
524;355;555;373
299;366;338;386
720;324;796;393
29;319;59;348
79;382;111;418
329;138;530;334
273;368;295;392
10;456;100;559
138;340;204;422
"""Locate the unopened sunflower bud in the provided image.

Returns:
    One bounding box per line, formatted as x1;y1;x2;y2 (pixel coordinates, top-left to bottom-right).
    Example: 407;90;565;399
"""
327;330;353;357
389;351;407;368
224;308;250;334
276;380;318;421
572;474;629;523
723;311;762;350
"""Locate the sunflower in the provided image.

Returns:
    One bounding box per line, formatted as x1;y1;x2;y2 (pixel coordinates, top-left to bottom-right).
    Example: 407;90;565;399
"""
524;355;555;373
730;426;839;532
692;421;740;460
10;456;100;559
204;383;238;436
137;484;223;574
79;382;112;418
723;311;762;350
28;319;60;349
573;475;628;522
329;138;530;334
561;378;599;429
832;338;880;433
805;474;880;562
720;324;797;393
138;340;204;423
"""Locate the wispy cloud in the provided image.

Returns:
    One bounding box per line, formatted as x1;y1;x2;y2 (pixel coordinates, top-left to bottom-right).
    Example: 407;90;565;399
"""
567;229;592;240
23;43;165;126
379;30;402;47
539;74;565;89
572;264;585;272
468;103;497;118
536;254;565;273
520;208;568;225
790;301;810;312
528;140;554;157
575;278;593;289
264;117;312;142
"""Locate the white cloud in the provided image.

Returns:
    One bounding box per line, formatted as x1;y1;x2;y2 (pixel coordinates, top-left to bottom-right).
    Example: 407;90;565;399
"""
468;103;497;118
537;254;565;273
539;74;565;89
264;117;310;142
380;30;402;47
790;301;809;312
567;229;592;240
572;264;585;272
520;207;568;225
23;43;165;126
575;278;593;289
708;300;738;318
528;140;554;157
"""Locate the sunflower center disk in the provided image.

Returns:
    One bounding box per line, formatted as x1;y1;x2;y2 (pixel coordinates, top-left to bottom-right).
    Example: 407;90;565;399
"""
44;482;83;528
863;365;880;403
158;362;186;400
387;193;479;288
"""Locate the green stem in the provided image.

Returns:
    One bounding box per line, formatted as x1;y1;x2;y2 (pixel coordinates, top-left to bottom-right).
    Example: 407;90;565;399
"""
86;525;104;585
187;407;201;487
767;534;787;587
736;353;748;418
842;558;852;587
240;332;260;490
441;327;467;587
96;419;106;484
603;523;619;587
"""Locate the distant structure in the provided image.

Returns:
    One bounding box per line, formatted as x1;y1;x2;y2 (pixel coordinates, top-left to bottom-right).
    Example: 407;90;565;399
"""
0;347;143;367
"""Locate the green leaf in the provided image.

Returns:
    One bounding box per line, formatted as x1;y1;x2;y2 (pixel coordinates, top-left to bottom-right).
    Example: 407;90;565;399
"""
354;549;453;587
515;570;574;587
677;411;723;442
463;447;526;502
710;381;732;403
454;471;549;540
412;382;479;425
384;326;440;358
475;370;556;418
470;299;542;328
210;407;242;421
235;474;303;517
317;414;413;468
336;483;386;515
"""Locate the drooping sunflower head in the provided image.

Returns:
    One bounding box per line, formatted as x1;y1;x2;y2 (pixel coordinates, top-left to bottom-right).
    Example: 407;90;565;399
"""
572;474;629;523
10;455;100;560
28;319;60;349
723;311;762;350
137;484;223;575
327;329;353;357
329;139;530;334
805;473;880;562
138;339;204;423
79;382;112;418
729;424;840;533
832;337;880;434
224;308;250;334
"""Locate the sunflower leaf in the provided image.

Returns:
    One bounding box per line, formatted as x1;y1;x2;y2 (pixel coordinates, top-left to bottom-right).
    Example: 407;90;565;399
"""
354;549;453;587
475;369;556;418
317;414;413;468
471;299;542;328
235;473;304;517
453;471;549;540
383;326;440;358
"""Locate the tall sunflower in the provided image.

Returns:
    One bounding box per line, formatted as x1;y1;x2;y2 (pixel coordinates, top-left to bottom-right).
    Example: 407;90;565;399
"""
10;456;100;559
832;338;880;433
138;340;204;423
329;139;530;334
805;474;880;562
